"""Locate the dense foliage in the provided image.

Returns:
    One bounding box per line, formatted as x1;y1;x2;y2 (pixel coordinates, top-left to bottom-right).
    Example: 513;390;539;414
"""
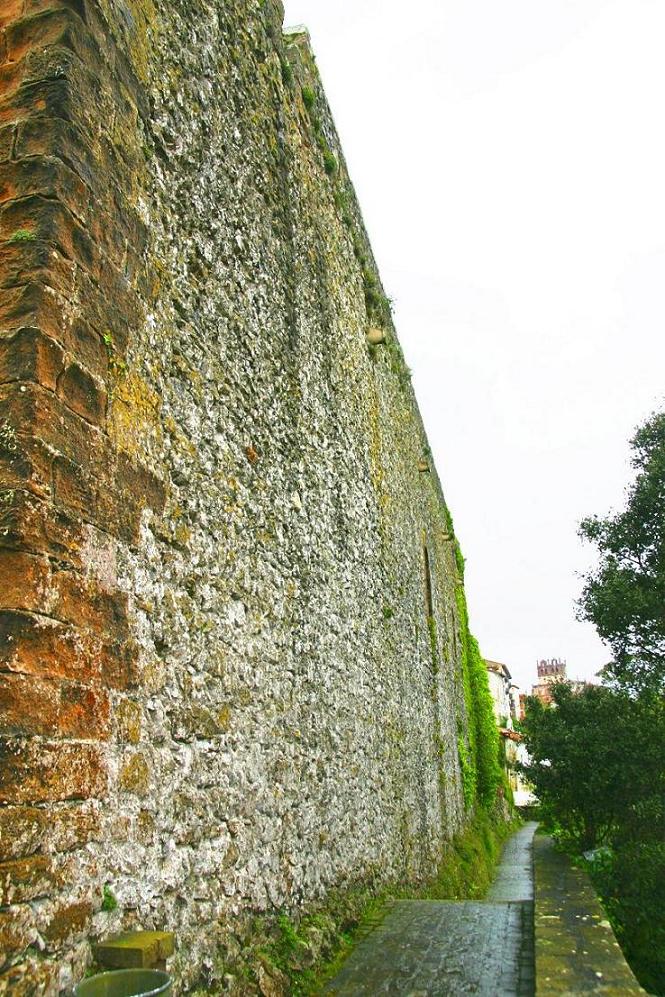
521;684;665;993
522;409;665;994
578;410;665;693
520;683;665;851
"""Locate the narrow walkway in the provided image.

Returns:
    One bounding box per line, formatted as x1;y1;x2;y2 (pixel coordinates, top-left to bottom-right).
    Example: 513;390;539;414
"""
326;822;538;996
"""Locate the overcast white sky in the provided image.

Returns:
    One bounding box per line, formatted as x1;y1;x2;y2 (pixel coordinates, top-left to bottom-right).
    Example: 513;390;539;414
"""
282;0;665;692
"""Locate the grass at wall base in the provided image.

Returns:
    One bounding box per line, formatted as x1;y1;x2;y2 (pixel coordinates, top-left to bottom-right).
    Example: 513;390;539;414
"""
190;804;518;996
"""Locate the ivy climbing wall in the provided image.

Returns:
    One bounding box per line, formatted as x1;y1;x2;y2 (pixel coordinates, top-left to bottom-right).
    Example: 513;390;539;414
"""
0;0;482;992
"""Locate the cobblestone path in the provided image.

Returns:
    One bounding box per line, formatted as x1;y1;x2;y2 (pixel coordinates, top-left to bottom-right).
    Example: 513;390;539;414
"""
326;822;538;996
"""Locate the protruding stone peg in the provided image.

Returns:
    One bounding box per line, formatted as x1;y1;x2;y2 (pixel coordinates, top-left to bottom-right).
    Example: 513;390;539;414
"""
367;327;386;345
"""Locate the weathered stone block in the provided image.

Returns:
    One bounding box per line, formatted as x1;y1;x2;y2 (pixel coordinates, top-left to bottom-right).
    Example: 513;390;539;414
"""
0;252;132;364
0;855;56;906
0;802;102;861
51;800;103;853
0;372;104;468
14;115;97;191
0;491;83;565
0;738;107;803
0;549;51;615
171;703;233;741
0;196;96;275
0;76;73;129
0;673;109;739
0;155;90;221
24;0;87;20
0;327;65;390
43;899;92;945
0;958;59;996
50;562;130;634
56;361;107;425
0;807;49;862
0;154;145;269
0;385;163;537
99;637;139;691
0;126;15;162
0;905;37;967
51;453;94;522
93;931;176;970
0;674;60;737
5;7;96;68
0;1;24;33
118;752;150;796
0;610;101;683
0;545;130;635
58;679;110;739
114;698;142;744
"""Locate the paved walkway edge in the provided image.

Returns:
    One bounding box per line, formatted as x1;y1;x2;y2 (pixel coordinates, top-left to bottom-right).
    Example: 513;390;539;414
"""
534;835;646;995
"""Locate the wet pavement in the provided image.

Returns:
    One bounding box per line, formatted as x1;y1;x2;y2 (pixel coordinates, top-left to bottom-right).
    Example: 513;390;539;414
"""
326;822;538;996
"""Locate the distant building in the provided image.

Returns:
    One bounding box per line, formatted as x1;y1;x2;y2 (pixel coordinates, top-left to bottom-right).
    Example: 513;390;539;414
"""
484;660;533;805
531;658;587;704
485;659;514;726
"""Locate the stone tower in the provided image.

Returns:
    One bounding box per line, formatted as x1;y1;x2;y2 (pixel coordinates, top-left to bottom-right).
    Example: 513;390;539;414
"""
532;658;567;703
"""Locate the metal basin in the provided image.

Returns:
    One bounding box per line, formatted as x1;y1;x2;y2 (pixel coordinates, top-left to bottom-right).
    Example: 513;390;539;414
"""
74;969;172;997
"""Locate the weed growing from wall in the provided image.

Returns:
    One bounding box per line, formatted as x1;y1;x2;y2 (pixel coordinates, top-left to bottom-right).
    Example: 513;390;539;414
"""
101;885;118;912
301;85;315;110
7;228;37;243
468;632;503;805
102;332;127;377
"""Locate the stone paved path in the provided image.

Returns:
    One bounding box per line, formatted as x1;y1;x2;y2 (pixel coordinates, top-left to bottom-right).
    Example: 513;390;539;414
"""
326;822;538;996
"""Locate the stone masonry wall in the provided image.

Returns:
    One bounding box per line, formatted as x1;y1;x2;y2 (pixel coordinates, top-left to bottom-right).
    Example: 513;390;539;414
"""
0;1;473;992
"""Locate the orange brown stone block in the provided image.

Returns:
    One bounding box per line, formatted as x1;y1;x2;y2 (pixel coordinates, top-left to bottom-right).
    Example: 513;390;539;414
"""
0;738;108;804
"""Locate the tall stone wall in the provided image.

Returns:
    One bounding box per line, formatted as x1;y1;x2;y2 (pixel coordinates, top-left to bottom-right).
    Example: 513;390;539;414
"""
0;1;472;992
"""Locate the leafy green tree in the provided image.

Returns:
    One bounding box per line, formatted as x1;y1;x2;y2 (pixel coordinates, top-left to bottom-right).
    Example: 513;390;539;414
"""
578;410;665;692
521;684;665;991
520;682;665;851
521;411;665;992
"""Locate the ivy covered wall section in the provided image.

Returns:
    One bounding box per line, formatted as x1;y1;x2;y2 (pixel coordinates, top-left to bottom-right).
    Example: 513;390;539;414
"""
449;519;503;812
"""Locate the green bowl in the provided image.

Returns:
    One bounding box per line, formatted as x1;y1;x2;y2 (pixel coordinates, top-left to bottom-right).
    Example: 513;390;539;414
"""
74;969;172;997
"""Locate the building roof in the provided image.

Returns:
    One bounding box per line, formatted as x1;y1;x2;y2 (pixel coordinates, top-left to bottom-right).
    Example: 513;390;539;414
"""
484;659;512;680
